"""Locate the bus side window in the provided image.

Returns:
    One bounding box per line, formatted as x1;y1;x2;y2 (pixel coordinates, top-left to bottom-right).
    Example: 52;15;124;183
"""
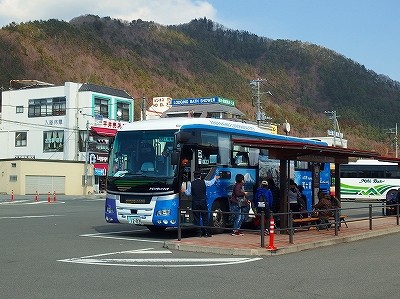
234;152;249;166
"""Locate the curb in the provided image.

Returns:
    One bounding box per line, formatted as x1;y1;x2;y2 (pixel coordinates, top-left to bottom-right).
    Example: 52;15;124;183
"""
164;226;400;256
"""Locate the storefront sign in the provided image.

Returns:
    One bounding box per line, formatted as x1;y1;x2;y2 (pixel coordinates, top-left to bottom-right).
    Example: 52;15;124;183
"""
88;153;109;164
171;96;236;107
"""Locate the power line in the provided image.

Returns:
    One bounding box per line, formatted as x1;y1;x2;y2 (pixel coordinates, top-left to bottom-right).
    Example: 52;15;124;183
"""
250;78;273;127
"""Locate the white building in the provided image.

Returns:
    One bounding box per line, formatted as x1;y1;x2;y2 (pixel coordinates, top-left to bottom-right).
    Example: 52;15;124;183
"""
0;81;134;195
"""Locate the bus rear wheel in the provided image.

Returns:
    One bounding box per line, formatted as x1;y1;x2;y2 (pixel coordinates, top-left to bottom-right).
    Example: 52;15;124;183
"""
210;200;229;234
146;226;167;232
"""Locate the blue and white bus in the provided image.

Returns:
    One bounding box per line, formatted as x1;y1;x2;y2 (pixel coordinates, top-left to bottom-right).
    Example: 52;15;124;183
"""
105;118;329;232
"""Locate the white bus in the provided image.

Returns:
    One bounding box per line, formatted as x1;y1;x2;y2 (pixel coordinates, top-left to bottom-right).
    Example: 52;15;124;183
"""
340;159;400;201
104;117;329;232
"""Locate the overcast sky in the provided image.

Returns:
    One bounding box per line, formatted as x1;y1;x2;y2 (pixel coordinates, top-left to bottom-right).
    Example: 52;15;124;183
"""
0;0;399;82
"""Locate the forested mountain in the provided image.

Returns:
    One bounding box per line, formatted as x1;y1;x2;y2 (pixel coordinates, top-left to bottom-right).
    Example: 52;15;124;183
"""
0;15;399;155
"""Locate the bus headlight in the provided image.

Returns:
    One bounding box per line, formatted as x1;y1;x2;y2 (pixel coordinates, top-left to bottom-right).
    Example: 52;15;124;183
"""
156;209;171;216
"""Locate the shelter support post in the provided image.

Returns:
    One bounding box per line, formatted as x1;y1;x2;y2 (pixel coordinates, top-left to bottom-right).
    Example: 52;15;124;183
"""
279;159;289;231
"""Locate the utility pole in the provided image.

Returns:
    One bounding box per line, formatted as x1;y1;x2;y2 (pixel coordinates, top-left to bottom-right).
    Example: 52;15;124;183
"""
324;110;343;147
141;96;147;121
385;123;398;158
83;120;89;195
250;78;272;127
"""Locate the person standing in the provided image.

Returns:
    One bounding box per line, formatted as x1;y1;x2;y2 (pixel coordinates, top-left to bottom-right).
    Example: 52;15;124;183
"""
267;178;280;211
230;173;249;236
288;179;300;214
297;185;308;219
254;180;273;235
185;170;219;237
267;177;281;227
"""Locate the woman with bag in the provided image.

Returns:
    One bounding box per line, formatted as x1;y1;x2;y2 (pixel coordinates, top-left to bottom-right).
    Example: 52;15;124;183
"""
230;173;249;236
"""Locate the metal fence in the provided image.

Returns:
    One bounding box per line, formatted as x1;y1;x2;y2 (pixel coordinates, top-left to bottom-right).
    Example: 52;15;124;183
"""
177;201;400;247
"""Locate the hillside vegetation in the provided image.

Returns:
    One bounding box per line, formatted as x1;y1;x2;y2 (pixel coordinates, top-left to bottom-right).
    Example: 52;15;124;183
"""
1;16;399;155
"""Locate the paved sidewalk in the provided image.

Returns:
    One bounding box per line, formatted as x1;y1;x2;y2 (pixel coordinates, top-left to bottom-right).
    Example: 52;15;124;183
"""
164;216;400;256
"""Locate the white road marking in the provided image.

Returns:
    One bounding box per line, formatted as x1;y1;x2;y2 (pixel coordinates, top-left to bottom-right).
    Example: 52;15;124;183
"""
80;230;165;243
58;248;262;267
0;215;64;219
79;248;171;258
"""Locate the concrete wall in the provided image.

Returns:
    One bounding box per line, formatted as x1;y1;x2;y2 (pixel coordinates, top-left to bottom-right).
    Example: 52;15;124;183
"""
0;159;94;195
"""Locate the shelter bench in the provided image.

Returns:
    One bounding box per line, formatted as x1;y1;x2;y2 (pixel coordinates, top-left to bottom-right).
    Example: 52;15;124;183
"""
292;215;348;230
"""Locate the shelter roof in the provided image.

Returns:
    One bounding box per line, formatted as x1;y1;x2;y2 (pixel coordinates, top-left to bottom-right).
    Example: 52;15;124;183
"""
232;138;381;164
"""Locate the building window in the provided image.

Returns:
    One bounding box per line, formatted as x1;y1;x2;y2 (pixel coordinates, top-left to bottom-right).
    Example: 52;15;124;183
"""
15;132;27;147
94;97;109;118
16;106;24;113
79;130;88;152
43;130;64;152
10;175;17;182
11;163;16;168
28;97;66;117
116;102;130;121
52;97;66;115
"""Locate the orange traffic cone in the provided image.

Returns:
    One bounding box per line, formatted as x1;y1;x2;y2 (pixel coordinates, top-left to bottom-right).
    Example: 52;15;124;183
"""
267;217;277;250
53;191;56;202
11;190;14;201
47;192;50;203
35;191;39;202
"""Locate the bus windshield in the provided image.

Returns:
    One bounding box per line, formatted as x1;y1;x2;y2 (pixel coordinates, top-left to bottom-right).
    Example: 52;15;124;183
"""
107;130;176;190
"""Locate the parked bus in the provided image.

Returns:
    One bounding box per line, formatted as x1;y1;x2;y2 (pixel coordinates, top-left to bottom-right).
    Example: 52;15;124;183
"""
105;118;329;232
340;159;400;201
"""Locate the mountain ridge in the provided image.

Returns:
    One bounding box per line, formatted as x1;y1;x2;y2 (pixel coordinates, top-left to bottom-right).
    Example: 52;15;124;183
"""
0;15;399;155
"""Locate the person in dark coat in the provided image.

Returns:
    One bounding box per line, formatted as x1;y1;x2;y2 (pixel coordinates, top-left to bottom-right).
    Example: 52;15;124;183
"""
230;173;248;236
184;170;219;237
254;180;273;235
314;194;334;229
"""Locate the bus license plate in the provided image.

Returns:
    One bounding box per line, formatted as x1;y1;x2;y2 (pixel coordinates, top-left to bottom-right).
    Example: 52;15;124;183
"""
127;216;142;225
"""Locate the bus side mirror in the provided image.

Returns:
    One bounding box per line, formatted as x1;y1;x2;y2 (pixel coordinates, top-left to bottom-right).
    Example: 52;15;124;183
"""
175;131;192;144
171;151;179;165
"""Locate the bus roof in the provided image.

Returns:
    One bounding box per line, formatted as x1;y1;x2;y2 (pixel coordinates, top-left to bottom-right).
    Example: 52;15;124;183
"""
119;118;327;146
349;159;397;165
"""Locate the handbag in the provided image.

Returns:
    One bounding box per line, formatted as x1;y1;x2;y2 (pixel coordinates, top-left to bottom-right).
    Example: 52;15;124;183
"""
237;196;248;207
248;202;255;218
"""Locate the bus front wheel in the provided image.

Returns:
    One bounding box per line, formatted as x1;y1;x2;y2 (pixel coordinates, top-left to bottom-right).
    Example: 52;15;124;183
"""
210;199;229;234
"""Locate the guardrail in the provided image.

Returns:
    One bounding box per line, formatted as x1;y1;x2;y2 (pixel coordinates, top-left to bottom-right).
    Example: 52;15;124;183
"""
177;202;400;247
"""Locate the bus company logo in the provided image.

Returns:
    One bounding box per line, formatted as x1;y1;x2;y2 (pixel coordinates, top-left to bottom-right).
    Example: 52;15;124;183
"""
360;178;384;184
149;187;170;191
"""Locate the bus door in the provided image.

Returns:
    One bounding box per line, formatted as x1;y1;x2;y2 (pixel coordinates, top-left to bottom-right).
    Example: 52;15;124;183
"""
178;148;194;224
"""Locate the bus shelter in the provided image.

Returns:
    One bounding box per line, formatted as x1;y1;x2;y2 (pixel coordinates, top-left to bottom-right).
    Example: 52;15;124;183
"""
232;138;383;229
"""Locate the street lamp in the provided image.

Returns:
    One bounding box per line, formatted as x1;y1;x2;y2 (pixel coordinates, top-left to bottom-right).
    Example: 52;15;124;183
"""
283;120;291;136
